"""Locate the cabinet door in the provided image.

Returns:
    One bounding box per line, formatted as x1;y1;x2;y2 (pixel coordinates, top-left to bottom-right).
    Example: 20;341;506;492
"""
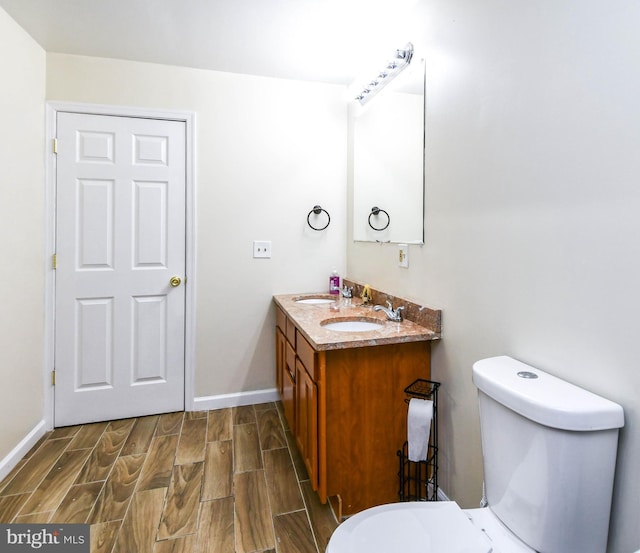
282;341;296;432
295;359;318;490
275;327;285;396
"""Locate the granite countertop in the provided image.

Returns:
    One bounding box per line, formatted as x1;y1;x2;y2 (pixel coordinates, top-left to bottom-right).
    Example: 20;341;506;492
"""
273;293;440;351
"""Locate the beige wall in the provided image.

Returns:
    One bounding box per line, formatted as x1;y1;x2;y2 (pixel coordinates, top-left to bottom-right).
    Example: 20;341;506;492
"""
46;53;347;399
348;1;640;551
0;8;46;462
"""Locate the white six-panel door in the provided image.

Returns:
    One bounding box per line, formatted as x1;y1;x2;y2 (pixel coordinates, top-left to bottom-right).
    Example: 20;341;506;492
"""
54;112;186;426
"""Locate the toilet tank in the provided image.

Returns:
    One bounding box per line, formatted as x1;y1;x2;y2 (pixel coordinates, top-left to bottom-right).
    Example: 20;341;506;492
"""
472;356;624;553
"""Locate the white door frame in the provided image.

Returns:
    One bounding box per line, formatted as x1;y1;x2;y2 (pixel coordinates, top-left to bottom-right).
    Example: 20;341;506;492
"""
44;101;197;429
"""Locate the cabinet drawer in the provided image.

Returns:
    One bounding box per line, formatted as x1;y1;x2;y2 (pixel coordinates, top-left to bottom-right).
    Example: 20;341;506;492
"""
286;318;297;346
276;306;286;333
296;331;317;379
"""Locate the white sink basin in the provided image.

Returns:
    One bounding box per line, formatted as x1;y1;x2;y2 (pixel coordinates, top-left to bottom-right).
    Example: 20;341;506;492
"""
321;319;384;332
296;297;336;304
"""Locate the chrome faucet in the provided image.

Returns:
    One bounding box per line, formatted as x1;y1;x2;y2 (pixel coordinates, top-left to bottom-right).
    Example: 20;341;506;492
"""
373;301;405;322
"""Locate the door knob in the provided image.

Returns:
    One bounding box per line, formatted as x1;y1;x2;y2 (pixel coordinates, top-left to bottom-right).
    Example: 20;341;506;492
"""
169;276;182;287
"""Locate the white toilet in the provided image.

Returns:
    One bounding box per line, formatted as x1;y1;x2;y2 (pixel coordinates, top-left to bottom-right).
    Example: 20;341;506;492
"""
327;356;624;553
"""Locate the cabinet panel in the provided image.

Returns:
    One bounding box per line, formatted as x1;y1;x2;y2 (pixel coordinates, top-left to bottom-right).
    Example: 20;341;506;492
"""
324;341;430;515
281;340;296;435
275;327;285;396
295;358;318;490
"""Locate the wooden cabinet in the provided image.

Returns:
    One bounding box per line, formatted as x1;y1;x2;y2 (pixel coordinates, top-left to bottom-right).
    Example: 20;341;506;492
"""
275;305;431;518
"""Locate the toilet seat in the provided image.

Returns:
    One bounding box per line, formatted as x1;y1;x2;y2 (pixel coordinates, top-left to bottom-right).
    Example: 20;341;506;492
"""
327;502;493;553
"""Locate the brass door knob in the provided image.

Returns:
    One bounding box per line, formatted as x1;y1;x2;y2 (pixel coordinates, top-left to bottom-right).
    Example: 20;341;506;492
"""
169;276;182;287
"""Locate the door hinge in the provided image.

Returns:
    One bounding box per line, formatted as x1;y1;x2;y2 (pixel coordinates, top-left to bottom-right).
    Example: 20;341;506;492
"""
51;370;56;386
52;138;58;154
52;253;57;270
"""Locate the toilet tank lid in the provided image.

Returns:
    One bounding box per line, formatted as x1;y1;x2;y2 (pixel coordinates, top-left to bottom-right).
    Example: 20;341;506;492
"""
472;356;624;431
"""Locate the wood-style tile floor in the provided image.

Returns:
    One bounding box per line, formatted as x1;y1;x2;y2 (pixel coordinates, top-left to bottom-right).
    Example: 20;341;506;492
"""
0;402;338;553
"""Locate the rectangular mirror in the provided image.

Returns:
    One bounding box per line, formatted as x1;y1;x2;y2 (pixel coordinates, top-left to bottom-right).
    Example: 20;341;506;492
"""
351;57;425;244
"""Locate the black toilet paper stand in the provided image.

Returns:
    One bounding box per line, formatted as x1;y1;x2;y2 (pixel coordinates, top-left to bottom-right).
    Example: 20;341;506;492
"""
398;379;440;502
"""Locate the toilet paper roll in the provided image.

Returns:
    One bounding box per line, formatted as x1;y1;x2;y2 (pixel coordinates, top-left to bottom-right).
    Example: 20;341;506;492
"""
407;398;433;462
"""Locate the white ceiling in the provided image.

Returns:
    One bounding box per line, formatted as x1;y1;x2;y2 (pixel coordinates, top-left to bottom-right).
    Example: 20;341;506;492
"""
0;0;426;85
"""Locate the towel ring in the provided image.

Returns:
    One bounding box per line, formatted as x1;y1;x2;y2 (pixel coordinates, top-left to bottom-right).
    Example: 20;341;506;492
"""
307;205;331;231
368;206;390;231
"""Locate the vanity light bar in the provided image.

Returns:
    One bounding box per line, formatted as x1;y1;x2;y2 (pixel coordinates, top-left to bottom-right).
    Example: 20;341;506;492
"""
355;43;414;106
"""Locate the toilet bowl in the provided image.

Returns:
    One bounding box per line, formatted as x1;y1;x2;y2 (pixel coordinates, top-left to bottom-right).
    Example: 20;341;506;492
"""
326;501;534;553
327;356;624;553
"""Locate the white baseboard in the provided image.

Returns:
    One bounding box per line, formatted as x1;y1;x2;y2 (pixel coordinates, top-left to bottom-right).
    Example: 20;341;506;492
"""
0;420;49;482
426;482;450;502
193;388;279;411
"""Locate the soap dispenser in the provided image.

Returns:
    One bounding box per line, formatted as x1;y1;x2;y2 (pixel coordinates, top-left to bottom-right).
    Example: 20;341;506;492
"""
329;269;340;295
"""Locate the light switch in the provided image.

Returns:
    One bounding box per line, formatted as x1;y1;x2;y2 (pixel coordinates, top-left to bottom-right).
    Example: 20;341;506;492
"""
253;240;272;258
398;244;409;268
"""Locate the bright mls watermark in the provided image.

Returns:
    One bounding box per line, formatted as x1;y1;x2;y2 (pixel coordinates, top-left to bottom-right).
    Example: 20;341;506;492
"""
0;525;89;552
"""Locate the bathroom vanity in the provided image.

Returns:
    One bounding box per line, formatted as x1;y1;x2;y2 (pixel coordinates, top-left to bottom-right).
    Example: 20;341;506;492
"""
274;287;441;518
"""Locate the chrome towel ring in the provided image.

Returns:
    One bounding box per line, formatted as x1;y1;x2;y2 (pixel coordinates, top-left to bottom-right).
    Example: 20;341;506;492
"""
307;205;331;231
368;206;390;231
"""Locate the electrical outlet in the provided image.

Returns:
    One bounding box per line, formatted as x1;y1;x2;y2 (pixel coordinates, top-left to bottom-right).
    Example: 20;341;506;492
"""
253;240;272;258
398;244;409;268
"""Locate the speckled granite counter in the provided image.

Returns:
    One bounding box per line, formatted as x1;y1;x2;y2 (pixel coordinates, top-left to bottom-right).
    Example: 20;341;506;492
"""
273;293;441;351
